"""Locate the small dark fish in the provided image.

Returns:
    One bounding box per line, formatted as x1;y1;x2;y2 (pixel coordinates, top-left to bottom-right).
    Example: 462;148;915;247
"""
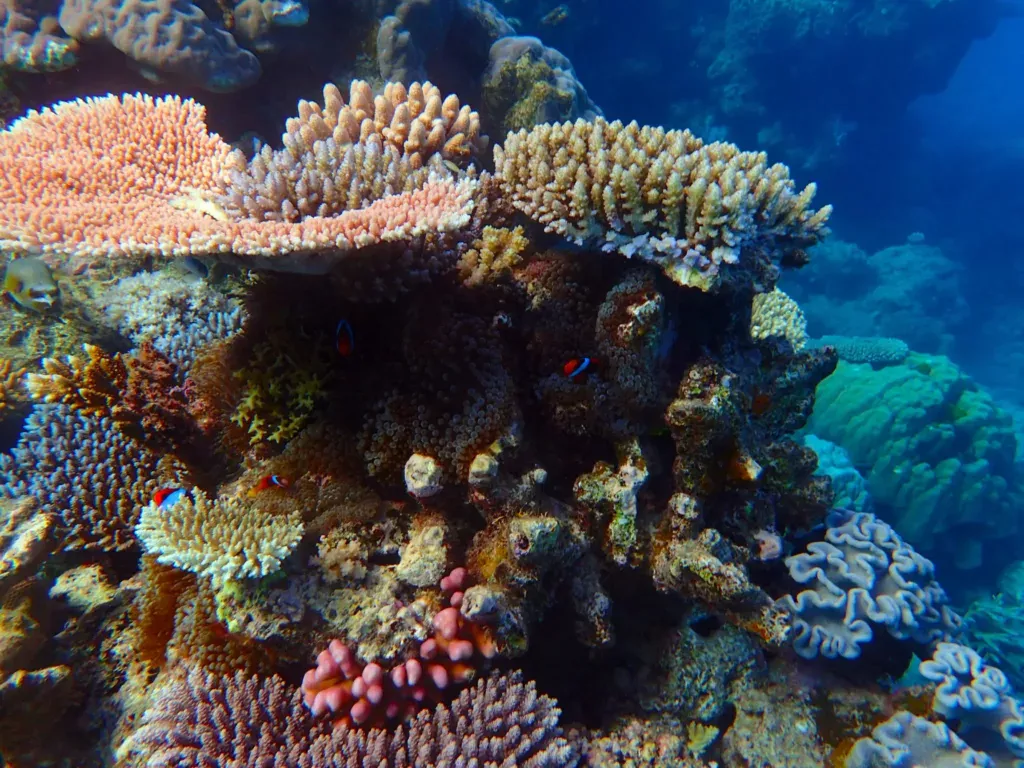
540;3;569;26
183;255;209;278
154;487;187;509
253;474;290;493
336;319;355;357
563;357;592;379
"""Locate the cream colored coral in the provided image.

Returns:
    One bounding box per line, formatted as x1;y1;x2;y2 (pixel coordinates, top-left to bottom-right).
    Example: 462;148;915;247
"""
750;287;807;351
494;118;831;289
135;490;303;584
285;80;488;169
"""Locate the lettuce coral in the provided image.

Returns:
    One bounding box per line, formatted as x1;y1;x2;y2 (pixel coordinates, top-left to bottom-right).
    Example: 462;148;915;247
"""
807;353;1024;574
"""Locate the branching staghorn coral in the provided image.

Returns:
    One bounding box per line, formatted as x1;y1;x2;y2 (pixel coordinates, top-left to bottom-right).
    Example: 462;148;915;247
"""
494;118;831;290
24;343;133;425
135;488;303;585
0;404;188;550
100;269;245;373
122;665;579;767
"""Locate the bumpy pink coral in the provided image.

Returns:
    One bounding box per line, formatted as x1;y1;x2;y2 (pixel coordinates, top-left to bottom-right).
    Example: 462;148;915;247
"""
302;567;497;726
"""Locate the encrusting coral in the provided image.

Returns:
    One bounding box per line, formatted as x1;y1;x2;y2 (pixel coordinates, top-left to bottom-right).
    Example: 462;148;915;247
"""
0;358;25;417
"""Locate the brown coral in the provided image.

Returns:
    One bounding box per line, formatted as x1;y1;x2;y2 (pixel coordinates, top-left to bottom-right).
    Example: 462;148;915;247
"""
0;358;25;416
24;343;134;426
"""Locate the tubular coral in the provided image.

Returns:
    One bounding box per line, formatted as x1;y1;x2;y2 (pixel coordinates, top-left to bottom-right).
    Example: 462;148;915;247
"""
135;488;303;584
494;118;831;290
0;92;478;273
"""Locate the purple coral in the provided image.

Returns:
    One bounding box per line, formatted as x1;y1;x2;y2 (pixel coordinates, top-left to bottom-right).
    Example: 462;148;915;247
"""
122;664;579;767
777;511;961;659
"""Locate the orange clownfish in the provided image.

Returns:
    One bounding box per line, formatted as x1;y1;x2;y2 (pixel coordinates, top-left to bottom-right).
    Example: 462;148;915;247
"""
253;474;290;493
336;319;354;357
563;357;592;379
154;487;187;509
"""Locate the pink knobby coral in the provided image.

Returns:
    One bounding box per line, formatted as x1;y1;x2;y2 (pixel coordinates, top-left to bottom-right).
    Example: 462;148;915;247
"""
302;567;497;726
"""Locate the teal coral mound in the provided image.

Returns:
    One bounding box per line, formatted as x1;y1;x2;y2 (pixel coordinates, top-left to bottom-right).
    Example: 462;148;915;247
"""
803;434;873;513
778;511;961;660
807;353;1024;573
964;562;1024;693
920;642;1024;764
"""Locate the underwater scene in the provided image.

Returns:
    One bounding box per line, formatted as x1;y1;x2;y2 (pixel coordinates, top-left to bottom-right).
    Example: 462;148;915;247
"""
0;0;1022;765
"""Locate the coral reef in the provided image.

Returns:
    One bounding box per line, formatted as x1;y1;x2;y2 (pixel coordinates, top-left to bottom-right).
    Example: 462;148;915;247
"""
779;511;962;660
0;76;950;768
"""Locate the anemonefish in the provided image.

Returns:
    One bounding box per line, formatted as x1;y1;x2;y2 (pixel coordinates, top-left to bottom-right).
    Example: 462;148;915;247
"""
154;488;187;509
336;319;354;357
254;474;290;492
563;357;592;379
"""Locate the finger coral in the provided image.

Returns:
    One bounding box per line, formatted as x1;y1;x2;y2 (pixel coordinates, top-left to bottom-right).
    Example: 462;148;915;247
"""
302;567;497;726
135;488;303;585
494;118;831;291
217;80;486;224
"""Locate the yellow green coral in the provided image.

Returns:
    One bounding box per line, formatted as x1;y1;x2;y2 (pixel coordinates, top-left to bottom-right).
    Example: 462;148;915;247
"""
230;336;332;445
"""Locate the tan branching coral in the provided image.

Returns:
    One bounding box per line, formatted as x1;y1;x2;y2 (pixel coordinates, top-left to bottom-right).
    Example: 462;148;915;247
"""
0;93;478;272
457;225;530;286
494;118;831;290
0;359;25;416
24;343;134;425
282;80;487;168
135;489;303;584
750;288;807;351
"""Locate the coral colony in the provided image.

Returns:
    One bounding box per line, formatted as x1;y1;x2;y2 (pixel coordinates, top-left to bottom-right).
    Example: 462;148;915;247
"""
0;13;1019;765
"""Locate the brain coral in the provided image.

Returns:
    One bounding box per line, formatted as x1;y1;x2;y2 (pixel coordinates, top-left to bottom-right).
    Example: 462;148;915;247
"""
778;511;961;660
806;353;1024;574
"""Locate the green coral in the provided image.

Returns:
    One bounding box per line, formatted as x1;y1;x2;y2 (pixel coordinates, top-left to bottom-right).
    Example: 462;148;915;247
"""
807;353;1023;573
230;336;332;445
482;51;577;138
